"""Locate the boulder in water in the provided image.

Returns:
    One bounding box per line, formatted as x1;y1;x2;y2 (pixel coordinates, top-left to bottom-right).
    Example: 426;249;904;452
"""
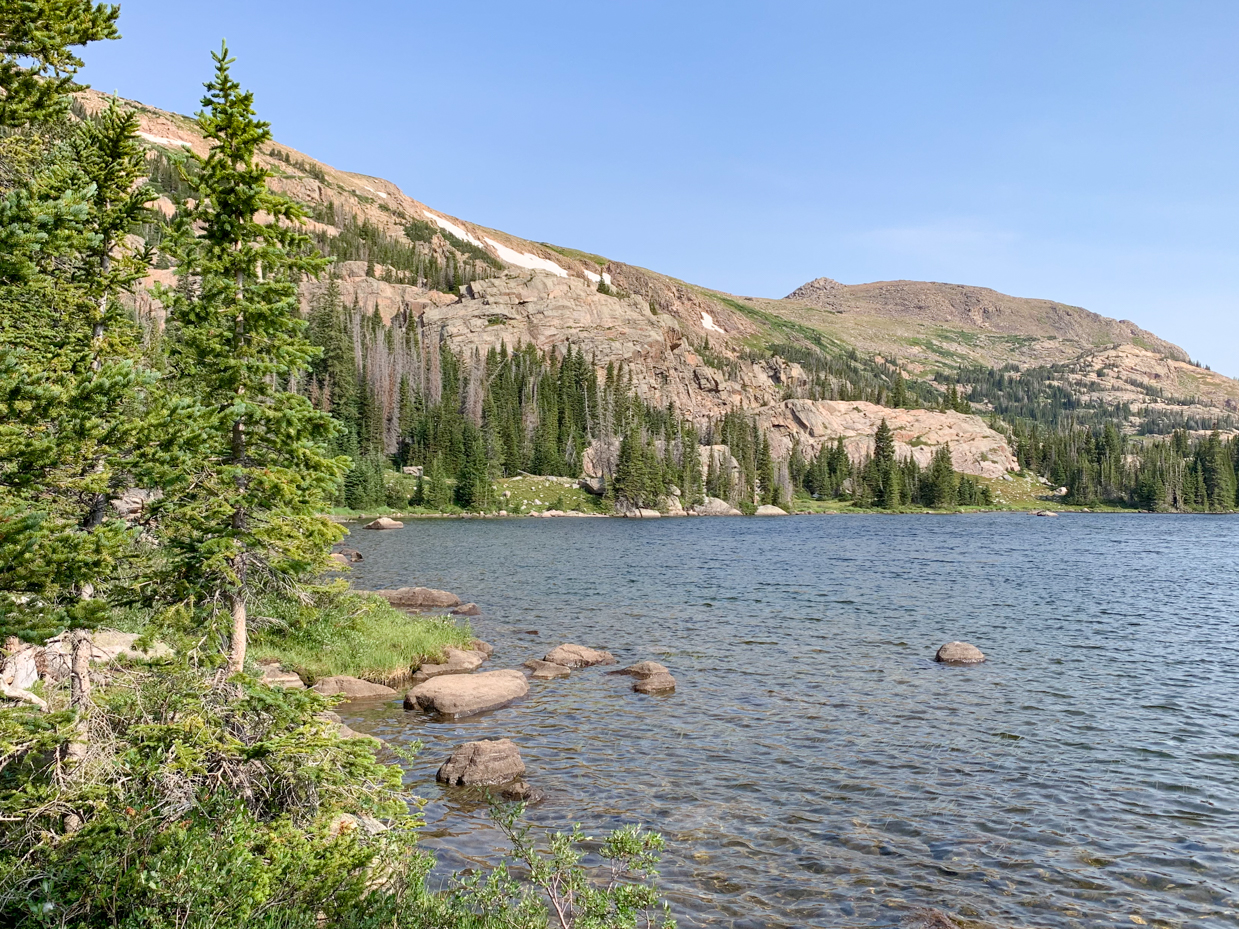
689;496;743;517
610;660;669;679
934;641;985;665
363;517;403;530
633;671;677;695
437;738;525;786
524;658;571;679
404;670;529;718
543;643;616;668
452;602;482;616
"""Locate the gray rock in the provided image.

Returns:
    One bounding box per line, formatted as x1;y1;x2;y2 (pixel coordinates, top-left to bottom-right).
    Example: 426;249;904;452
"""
372;587;462;609
689;496;743;517
436;738;525;786
524;658;571;679
579;476;606;495
363;517;404;530
934;641;986;665
311;676;399;699
470;639;494;657
452;602;482;616
259;663;306;690
328;552;351;567
410;647;488;684
754;504;788;516
1032;509;1058;517
328;812;388;836
543;643;616;668
634;672;677;694
404;670;529;718
335;548;364;562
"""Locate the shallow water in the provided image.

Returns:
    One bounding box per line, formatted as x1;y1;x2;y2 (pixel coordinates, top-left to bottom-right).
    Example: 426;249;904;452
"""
337;513;1239;928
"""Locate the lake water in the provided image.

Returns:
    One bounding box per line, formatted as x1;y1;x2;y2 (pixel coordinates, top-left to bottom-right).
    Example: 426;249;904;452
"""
337;514;1239;928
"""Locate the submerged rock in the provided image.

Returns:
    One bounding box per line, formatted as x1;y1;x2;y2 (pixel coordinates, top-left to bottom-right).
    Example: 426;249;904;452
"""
404;670;529;718
934;641;986;665
524;658;571;680
335;548;364;562
500;779;546;804
312;676;398;699
410;647;488;684
633;672;677;695
543;643;616;668
363;517;403;530
437;738;525;786
452;602;482;616
371;587;462;610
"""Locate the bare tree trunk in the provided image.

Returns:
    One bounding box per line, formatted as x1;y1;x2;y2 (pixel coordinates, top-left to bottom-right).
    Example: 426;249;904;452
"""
227;591;247;675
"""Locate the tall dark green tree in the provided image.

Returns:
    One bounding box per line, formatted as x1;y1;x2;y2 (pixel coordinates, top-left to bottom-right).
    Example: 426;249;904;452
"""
157;46;344;674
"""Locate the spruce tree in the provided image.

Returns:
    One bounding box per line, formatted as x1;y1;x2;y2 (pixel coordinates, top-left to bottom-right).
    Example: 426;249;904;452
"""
156;46;344;674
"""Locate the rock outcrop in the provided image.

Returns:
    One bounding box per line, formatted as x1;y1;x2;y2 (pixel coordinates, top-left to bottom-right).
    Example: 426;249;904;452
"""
404;670;529;718
436;738;525;786
754;504;788;516
543;644;616;668
756;400;1017;479
934;642;986;665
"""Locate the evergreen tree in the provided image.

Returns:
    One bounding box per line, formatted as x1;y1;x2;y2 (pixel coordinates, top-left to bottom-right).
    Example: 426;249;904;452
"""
156;46;344;674
0;0;119;126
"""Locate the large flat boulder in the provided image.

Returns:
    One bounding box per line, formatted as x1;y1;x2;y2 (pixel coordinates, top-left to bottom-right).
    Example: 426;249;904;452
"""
404;670;529;718
363;517;403;530
436;738;525;786
754;504;788;516
543;643;616;668
371;587;462;610
610;660;669;679
634;671;677;695
411;647;488;684
312;676;398;699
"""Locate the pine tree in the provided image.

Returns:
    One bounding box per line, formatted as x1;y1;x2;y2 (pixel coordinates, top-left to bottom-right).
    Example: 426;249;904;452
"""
0;0;119;127
156;46;344;674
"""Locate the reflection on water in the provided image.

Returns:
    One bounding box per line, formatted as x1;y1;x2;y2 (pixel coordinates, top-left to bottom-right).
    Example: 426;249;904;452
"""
337;514;1239;928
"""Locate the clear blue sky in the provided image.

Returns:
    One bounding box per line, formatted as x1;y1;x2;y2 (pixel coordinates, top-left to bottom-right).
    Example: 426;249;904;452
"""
80;1;1239;375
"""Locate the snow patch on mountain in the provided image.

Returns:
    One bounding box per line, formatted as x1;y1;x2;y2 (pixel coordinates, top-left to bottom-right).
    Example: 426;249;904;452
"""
484;238;568;277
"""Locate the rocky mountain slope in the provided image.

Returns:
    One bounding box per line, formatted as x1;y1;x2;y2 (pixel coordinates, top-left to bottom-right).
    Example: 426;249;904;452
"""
83;88;1239;480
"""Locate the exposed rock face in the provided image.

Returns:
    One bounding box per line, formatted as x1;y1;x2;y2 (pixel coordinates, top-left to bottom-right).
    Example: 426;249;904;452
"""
634;672;677;694
785;276;845;302
523;658;571;680
363;517;403;530
437;739;525;786
410;647;488;684
372;587;462;610
756;399;1017;479
755;504;788;516
689;496;743;517
404;670;529;718
312;676;398;699
543;644;616;668
934;642;986;665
